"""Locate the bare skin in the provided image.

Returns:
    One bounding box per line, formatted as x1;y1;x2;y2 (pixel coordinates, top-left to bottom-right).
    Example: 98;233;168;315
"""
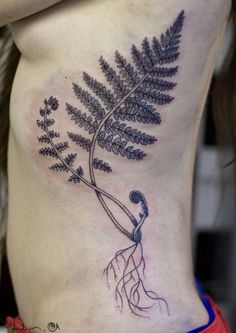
4;0;231;332
0;0;63;27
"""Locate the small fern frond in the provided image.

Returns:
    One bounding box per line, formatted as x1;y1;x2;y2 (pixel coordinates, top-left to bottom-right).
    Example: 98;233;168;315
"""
54;142;69;153
131;44;150;74
115;51;140;87
152;37;162;63
98;132;147;160
66;103;98;134
152;10;185;64
99;56;128;98
39;107;51;117
67;132;92;152
135;90;173;105
73;83;106;121
36;119;55;131
49;163;69;172
104;119;156;145
83;72;117;110
68;167;84;183
93;158;112;173
44;96;59;111
142;37;155;67
37;135;50;144
39;97;59;117
149;67;178;78
49;130;60;139
142;77;177;91
64;153;77;167
114;100;161;125
39;147;58;159
38;130;60;144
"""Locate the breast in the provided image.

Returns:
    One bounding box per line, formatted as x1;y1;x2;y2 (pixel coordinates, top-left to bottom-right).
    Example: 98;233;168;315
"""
9;0;178;61
9;0;118;60
10;0;75;59
9;0;143;61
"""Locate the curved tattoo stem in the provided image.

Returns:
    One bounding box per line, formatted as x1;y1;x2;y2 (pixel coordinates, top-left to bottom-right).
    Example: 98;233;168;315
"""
43;106;137;240
88;64;160;242
86;62;165;243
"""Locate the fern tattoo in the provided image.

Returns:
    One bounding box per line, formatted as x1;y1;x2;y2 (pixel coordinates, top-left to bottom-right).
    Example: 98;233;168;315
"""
36;11;185;317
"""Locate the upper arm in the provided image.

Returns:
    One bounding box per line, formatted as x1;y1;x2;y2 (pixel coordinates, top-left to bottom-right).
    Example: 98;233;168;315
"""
0;0;63;27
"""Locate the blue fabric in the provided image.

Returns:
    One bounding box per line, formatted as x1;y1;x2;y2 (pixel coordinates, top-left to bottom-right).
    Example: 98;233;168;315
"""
187;279;215;333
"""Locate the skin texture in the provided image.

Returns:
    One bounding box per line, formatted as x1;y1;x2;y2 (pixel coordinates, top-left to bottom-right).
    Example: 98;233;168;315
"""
0;0;63;27
6;0;231;332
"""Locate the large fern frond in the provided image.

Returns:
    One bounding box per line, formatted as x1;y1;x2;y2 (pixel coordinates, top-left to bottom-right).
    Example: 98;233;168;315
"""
64;10;184;166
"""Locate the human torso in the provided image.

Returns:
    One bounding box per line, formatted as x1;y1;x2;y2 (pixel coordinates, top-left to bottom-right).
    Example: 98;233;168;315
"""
7;1;231;332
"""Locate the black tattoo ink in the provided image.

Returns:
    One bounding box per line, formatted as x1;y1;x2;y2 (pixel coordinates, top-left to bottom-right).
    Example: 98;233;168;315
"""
47;322;60;332
36;10;185;317
1;316;60;333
